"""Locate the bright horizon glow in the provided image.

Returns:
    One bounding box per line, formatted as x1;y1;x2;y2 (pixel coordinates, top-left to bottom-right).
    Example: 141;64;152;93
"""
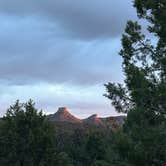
0;83;125;118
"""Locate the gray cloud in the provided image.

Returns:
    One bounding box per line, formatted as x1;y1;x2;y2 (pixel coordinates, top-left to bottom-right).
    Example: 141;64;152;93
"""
0;0;135;85
0;0;135;117
0;15;123;85
0;0;136;40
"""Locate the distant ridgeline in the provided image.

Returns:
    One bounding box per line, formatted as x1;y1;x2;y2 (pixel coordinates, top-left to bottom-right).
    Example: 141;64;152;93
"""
47;107;125;132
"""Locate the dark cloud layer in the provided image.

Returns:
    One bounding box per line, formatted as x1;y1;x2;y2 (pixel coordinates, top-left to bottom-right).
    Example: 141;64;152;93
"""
0;14;123;85
0;0;136;40
0;0;135;85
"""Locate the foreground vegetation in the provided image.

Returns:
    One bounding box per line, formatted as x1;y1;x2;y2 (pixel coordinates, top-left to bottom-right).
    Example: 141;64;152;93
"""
0;0;166;165
104;0;166;165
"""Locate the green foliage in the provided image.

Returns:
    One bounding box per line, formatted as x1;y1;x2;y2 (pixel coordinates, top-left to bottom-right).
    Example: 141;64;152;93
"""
56;128;113;166
104;83;133;113
55;152;74;166
134;0;166;43
84;130;107;165
114;109;166;166
92;160;110;166
0;100;57;166
0;1;165;166
105;0;166;115
105;0;166;165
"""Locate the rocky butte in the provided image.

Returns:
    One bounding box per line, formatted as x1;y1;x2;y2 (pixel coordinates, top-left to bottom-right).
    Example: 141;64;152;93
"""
47;107;125;132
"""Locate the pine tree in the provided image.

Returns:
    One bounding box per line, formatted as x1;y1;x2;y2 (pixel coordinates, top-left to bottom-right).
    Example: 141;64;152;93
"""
105;1;166;165
105;0;166;115
0;100;57;166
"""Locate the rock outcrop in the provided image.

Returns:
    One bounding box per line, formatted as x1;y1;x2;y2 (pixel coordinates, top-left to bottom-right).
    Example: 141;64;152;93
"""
83;114;104;126
48;107;82;123
47;107;125;131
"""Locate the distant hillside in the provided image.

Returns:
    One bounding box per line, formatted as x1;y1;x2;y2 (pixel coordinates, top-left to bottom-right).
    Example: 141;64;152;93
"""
48;107;82;123
47;107;125;132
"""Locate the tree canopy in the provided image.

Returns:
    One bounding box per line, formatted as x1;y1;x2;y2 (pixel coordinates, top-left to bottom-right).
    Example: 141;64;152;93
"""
105;0;166;115
0;100;73;166
105;0;166;165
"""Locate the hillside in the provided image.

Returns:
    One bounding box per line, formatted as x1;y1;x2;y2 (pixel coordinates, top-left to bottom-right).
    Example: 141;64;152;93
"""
47;107;125;132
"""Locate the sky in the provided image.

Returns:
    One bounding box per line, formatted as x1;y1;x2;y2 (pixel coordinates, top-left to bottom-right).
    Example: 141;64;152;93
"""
0;0;137;118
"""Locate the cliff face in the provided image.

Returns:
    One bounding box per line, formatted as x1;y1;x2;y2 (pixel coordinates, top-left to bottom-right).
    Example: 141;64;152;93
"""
47;107;125;131
48;107;82;123
83;114;104;126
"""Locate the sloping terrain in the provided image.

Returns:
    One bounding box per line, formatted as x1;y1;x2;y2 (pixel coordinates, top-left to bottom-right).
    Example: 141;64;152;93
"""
48;107;82;123
47;107;125;132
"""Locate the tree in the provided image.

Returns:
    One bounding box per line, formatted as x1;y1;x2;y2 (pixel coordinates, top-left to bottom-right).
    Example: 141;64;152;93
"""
105;0;166;115
0;100;57;166
104;0;166;165
55;152;73;166
92;160;110;166
82;130;107;166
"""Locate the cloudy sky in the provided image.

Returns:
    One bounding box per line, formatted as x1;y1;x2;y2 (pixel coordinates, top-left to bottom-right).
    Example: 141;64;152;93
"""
0;0;137;118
